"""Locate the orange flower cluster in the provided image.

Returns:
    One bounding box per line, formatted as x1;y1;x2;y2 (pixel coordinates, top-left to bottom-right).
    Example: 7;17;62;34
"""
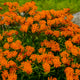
7;37;13;43
72;34;80;44
0;34;3;40
41;39;60;52
48;76;57;80
7;72;17;80
0;7;2;10
16;53;24;61
52;56;61;68
50;8;70;17
4;2;19;12
24;46;35;56
30;52;61;68
0;12;15;25
45;29;54;35
19;61;32;74
65;39;80;56
47;17;66;27
60;51;70;65
0;53;8;68
2;30;18;36
64;67;80;80
31;23;39;33
20;17;34;32
18;1;37;15
3;43;9;49
1;67;17;80
45;30;60;37
42;62;50;74
20;23;29;32
65;39;73;50
71;62;80;68
8;60;17;68
10;40;22;50
61;30;74;37
3;50;18;59
38;48;46;54
0;11;26;26
1;70;9;80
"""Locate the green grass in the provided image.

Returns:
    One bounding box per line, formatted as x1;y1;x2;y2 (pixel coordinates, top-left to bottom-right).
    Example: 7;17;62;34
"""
0;0;80;14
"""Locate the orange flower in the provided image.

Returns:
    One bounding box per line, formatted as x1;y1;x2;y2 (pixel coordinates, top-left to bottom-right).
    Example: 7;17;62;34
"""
53;78;57;80
0;34;3;40
3;43;9;49
7;73;17;80
33;14;41;21
16;53;24;61
45;29;54;35
36;55;43;63
61;57;70;65
9;67;17;73
7;37;13;42
25;46;35;56
8;60;17;67
10;51;18;57
71;63;76;68
65;40;73;50
0;65;2;70
29;10;36;16
39;24;48;31
4;2;7;5
30;54;37;61
46;10;52;20
20;46;24;52
20;24;29;32
38;48;46;54
2;31;8;36
75;63;80;68
1;70;8;80
52;31;60;37
70;48;78;56
26;17;33;25
72;34;80;44
0;54;9;68
66;14;73;22
7;30;18;36
10;40;22;50
75;69;80;76
60;51;69;57
64;67;74;80
52;56;61;68
48;76;53;80
31;23;39;33
15;40;22;44
42;62;50;74
19;61;32;74
0;49;2;52
73;74;79;80
50;40;60;52
39;20;46;25
0;7;2;10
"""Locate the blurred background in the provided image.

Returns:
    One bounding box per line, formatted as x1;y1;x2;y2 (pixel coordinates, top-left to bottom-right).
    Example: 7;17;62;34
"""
0;0;80;14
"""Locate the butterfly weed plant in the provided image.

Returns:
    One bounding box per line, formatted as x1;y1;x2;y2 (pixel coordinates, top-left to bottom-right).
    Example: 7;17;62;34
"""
0;1;80;80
